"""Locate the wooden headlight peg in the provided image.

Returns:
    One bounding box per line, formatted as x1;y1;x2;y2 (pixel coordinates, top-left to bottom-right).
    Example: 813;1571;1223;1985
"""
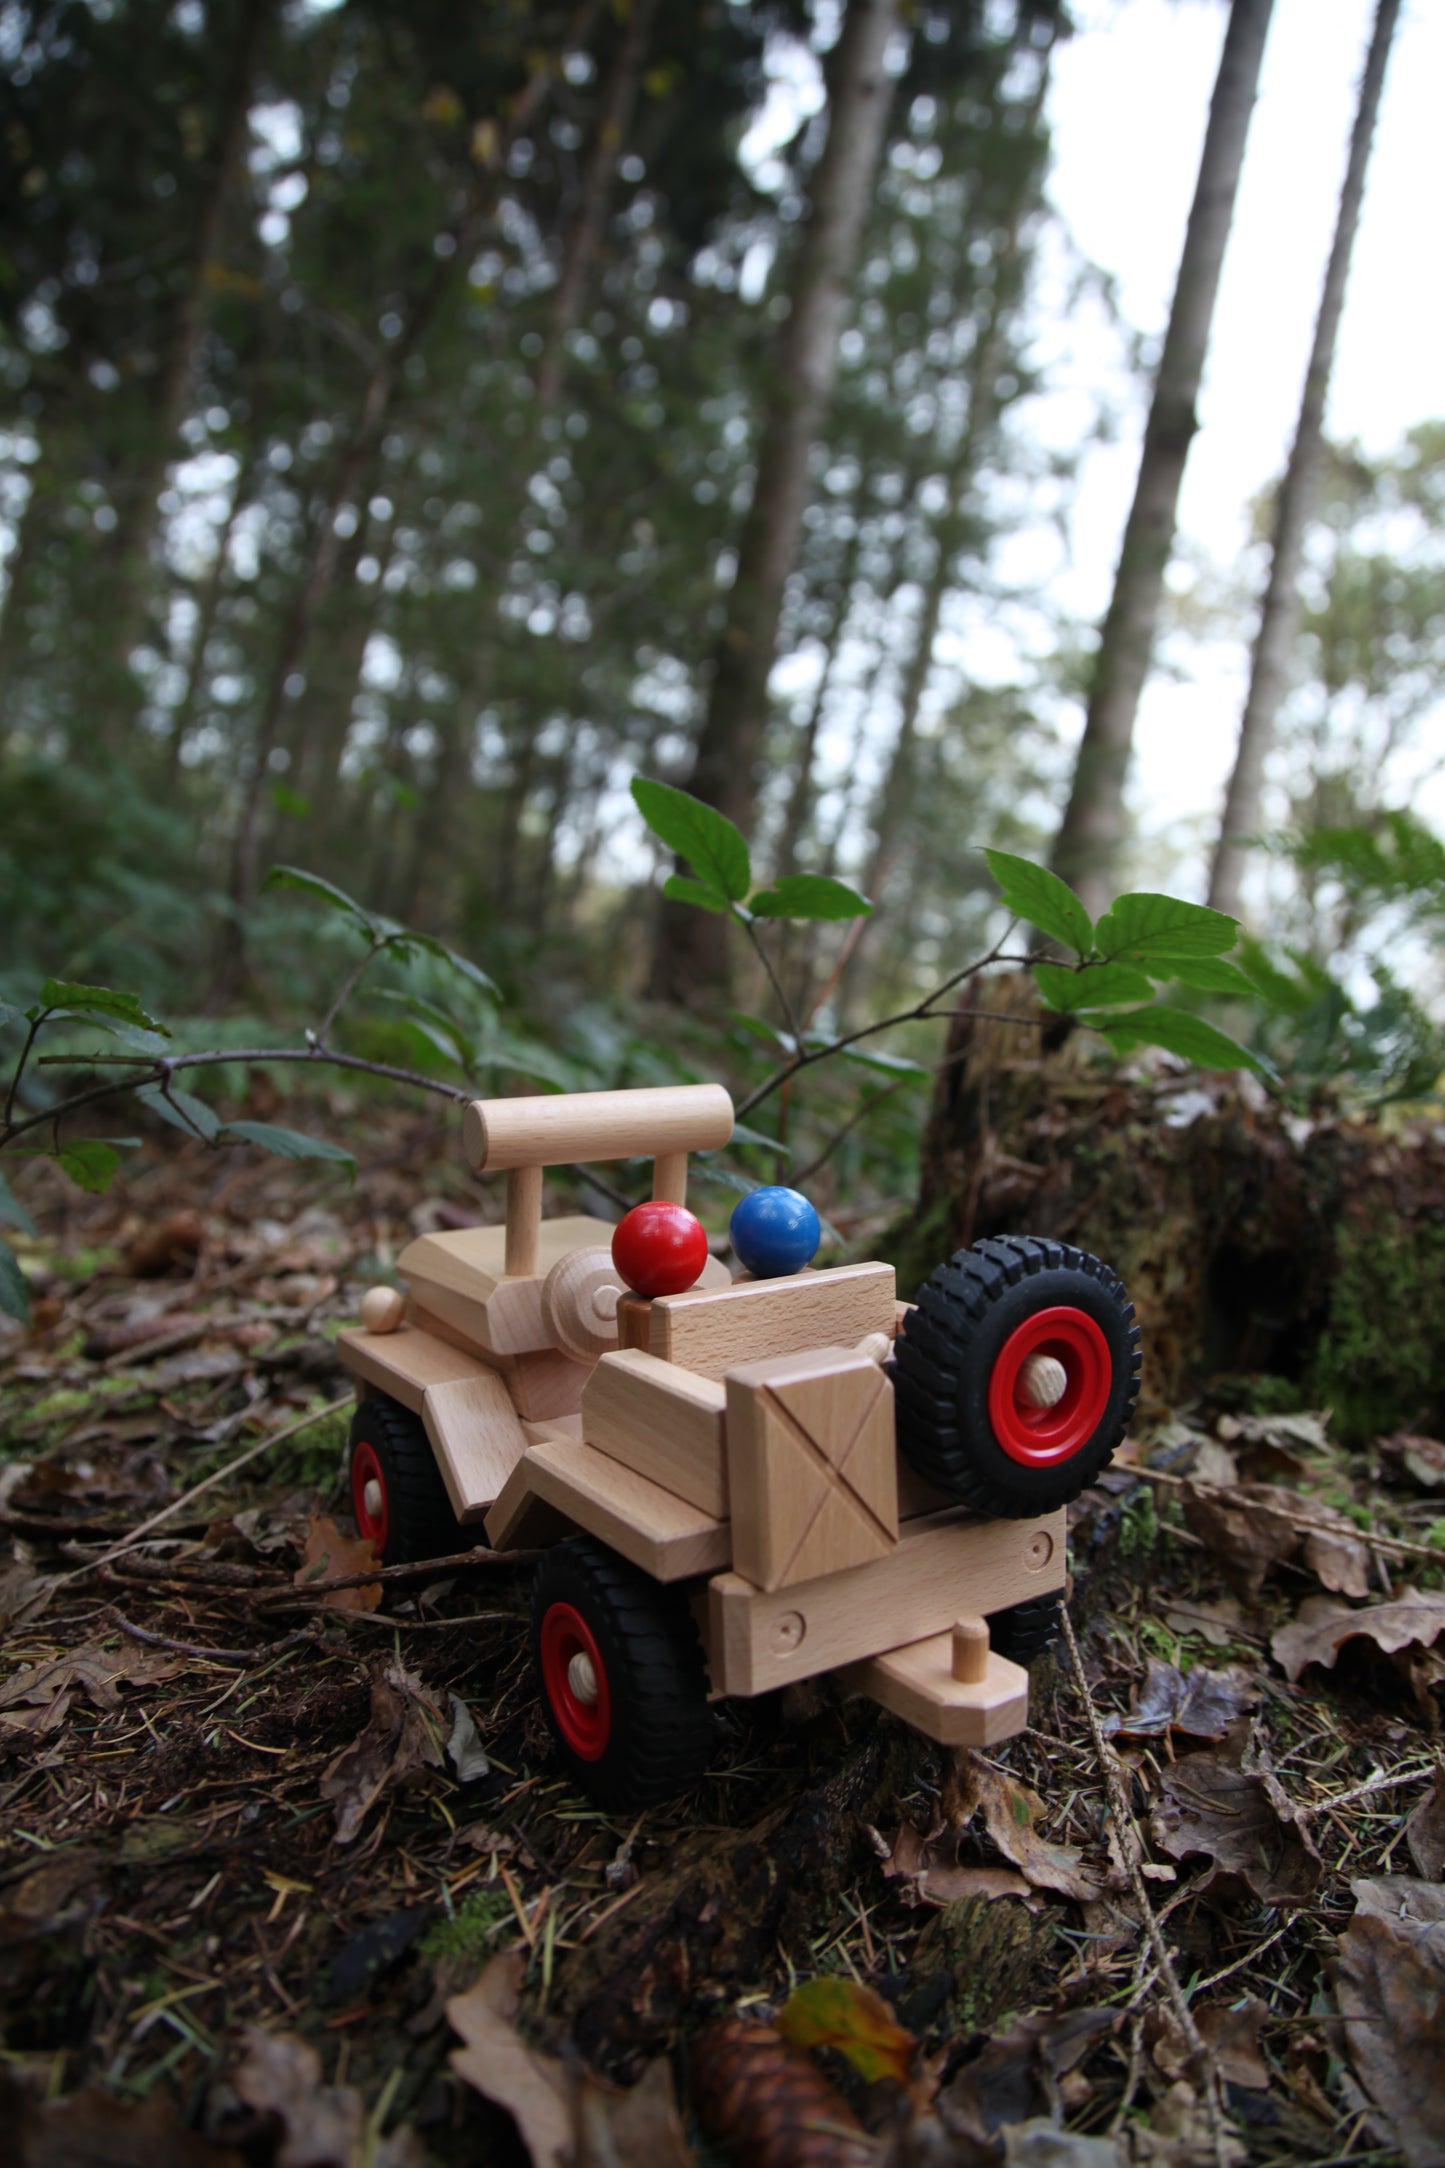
951;1616;990;1684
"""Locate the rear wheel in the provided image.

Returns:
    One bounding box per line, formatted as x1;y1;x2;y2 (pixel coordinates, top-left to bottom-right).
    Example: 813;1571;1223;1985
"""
893;1236;1139;1518
531;1537;713;1812
348;1396;458;1566
987;1591;1064;1667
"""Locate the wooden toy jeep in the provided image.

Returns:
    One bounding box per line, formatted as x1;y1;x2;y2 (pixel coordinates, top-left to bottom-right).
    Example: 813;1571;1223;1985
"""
337;1085;1139;1810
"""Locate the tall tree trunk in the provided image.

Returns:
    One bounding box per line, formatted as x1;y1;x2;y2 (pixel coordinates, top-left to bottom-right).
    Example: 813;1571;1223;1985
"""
162;444;259;777
647;0;901;1002
105;0;275;737
1207;0;1399;922
1050;0;1274;920
534;0;660;415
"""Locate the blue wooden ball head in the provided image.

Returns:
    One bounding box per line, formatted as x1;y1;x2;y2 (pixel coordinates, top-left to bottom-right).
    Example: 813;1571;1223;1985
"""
729;1186;821;1279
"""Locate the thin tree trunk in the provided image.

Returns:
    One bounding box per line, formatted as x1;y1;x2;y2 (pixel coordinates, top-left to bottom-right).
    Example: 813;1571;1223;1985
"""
1207;0;1399;922
773;512;867;878
1050;0;1274;920
163;445;260;777
106;0;275;730
648;0;901;1002
534;0;660;415
213;1;602;995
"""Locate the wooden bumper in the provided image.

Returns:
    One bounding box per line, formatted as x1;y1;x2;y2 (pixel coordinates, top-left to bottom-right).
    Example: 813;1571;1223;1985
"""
838;1636;1029;1748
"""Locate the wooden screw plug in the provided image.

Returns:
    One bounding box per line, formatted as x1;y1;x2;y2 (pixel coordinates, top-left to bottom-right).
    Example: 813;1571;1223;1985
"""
951;1616;990;1684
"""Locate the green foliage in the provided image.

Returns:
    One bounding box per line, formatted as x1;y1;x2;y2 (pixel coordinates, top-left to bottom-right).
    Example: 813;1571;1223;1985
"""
981;859;1273;1077
1310;1218;1445;1444
420;1887;516;1967
221;1122;357;1175
0;1240;27;1323
984;849;1093;955
635;780;871;925
55;1140;130;1195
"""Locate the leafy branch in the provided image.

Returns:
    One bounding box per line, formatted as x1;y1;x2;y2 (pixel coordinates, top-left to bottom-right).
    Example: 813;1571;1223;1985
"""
0;869;517;1321
630;780;1282;1145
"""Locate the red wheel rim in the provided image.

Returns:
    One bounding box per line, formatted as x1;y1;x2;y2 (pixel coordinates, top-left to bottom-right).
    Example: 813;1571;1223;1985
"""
351;1437;390;1553
539;1600;612;1761
987;1306;1113;1468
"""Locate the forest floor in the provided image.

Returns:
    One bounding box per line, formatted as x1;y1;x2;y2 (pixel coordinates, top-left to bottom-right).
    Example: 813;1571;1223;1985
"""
1;1110;1443;2168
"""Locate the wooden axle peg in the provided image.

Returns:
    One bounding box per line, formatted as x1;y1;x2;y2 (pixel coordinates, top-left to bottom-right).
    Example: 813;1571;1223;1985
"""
1019;1352;1067;1409
359;1285;405;1334
951;1616;990;1684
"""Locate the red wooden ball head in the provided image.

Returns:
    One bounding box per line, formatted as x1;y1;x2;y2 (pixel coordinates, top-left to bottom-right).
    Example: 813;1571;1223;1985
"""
611;1202;709;1298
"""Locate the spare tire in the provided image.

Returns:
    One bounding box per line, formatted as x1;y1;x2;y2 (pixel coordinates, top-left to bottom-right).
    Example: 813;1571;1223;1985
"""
893;1235;1139;1517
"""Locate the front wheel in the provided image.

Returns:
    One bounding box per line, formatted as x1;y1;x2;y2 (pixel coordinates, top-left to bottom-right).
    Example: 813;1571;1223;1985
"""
531;1538;714;1812
893;1236;1140;1518
348;1396;458;1566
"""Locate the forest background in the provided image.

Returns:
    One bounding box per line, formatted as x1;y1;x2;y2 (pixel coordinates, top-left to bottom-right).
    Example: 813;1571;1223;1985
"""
2;0;1444;1228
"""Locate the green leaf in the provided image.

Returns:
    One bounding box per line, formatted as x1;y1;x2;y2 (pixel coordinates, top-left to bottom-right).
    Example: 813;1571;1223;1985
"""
1094;893;1237;963
0;1169;36;1237
1159;955;1262;998
663;872;729;915
1033;960;1156;1011
1086;1004;1270;1077
268;780;312;819
983;850;1092;956
224;1121;356;1173
370;989;477;1074
0;1235;28;1322
839;1044;930;1076
778;1978;915;2086
478;1030;576;1092
135;1083;221;1142
376;926;498;999
37;982;169;1036
57;1139;124;1194
748;874;872;921
632;778;751;903
1237;939;1316;1016
728;1011;796;1051
729;1121;791;1160
264;864;377;936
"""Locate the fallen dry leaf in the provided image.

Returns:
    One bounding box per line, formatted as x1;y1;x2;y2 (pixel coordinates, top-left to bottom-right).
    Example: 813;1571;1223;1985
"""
1406;1773;1445;1881
952;1750;1113;1902
293;1514;381;1612
871;1818;1038;1910
1271;1587;1445;1683
1103;1658;1259;1743
1126;2081;1246;2168
1161;1595;1245;1648
1183;1480;1369;1598
1379;1431;1445;1492
1149;1999;1269;2090
0;1642;181;1716
0;1540;57;1634
1334;1878;1445;2168
449;1952;697;2168
319;1657;445;1843
446;1694;491;1782
233;2024;423;2167
935;2007;1118;2146
4;2073;247;2167
1152;1735;1321;1904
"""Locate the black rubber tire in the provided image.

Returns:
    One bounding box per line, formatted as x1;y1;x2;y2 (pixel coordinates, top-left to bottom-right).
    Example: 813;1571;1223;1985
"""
893;1235;1140;1518
348;1396;458;1567
531;1537;714;1813
988;1592;1064;1667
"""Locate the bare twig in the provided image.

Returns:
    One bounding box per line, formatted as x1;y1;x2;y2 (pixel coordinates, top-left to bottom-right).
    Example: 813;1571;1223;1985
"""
105;1609;313;1667
257;1542;539;1608
1059;1603;1234;2168
57;1394;354;1583
1137;1463;1444;1562
733;934;1036;1122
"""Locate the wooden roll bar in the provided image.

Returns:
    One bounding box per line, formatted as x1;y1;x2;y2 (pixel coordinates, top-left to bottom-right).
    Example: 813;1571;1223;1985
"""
462;1085;735;1277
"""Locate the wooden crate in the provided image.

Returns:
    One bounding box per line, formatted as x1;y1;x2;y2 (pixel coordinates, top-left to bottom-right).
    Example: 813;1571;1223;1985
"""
725;1346;899;1592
